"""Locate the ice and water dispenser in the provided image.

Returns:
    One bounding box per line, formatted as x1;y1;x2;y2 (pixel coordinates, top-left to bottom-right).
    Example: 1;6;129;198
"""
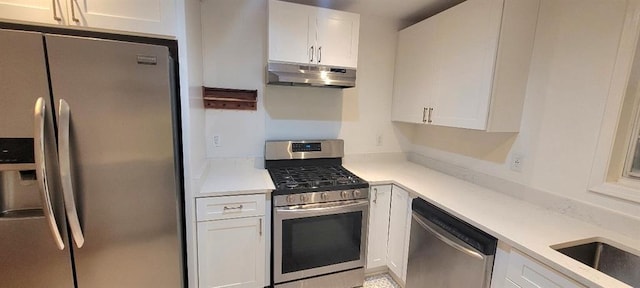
0;94;52;219
0;138;43;218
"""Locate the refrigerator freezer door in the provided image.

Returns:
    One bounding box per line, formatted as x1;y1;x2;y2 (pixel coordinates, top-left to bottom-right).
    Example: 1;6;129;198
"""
0;29;75;288
45;35;183;288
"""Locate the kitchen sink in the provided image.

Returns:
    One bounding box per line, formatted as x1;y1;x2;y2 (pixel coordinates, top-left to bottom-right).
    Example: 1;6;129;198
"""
552;239;640;287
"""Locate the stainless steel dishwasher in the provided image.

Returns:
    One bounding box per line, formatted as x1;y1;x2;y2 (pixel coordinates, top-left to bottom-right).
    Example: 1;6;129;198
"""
406;198;497;288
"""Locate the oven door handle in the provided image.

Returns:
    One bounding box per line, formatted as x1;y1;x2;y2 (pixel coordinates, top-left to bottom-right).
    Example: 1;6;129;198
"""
275;200;368;216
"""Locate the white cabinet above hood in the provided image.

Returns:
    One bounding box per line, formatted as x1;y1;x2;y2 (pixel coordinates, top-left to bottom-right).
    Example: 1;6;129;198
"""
267;0;360;88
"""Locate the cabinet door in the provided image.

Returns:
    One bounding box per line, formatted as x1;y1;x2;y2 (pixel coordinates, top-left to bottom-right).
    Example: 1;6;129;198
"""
430;0;503;130
315;8;359;68
391;17;437;124
387;186;411;283
67;0;176;36
268;0;313;64
197;217;266;288
0;0;67;25
506;250;586;288
504;279;524;288
366;185;392;270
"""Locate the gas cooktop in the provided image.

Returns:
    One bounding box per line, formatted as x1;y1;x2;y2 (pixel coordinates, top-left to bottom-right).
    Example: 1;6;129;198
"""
268;165;368;195
264;140;369;195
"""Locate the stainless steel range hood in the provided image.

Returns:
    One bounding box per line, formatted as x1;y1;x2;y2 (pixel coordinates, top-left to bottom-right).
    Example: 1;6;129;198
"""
267;62;356;88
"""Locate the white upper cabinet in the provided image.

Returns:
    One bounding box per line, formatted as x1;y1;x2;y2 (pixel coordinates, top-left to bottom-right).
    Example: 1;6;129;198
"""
314;8;359;67
430;0;502;130
0;0;69;25
391;0;540;132
68;0;176;36
268;0;360;68
391;16;438;124
0;0;176;36
268;0;311;64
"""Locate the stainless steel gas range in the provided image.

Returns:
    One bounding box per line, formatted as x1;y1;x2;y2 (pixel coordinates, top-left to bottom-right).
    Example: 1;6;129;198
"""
265;140;369;288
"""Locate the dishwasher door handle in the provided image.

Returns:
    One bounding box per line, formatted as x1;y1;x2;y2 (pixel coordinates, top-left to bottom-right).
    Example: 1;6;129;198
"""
412;212;485;260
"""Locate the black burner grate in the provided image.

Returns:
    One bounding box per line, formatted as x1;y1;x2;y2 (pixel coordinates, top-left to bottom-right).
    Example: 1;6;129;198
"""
268;165;367;192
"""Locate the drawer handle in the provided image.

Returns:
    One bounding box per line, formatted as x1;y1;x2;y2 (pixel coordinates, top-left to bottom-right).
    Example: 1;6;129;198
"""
223;204;243;211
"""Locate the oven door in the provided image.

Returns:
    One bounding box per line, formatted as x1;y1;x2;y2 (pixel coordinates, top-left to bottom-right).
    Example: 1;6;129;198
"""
274;199;369;284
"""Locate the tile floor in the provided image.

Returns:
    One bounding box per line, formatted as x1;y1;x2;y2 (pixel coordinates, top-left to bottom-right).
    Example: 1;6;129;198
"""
363;273;401;288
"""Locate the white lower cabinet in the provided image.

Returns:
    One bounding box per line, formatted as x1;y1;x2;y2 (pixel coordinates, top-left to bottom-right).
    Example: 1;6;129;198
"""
506;249;585;288
365;185;413;284
366;185;392;270
491;243;586;288
196;195;267;288
386;186;412;284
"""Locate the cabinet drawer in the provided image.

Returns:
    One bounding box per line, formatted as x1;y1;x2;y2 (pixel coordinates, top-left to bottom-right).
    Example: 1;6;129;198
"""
506;249;585;288
196;194;266;221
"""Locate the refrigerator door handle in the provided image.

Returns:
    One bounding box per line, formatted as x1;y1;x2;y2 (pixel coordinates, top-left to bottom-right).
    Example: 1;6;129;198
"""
34;97;65;250
58;99;85;248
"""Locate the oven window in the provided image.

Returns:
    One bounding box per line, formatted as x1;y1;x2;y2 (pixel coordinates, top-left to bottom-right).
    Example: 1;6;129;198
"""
282;211;362;273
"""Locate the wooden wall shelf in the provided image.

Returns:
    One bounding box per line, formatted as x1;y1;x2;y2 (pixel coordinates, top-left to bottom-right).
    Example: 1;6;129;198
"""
202;87;257;111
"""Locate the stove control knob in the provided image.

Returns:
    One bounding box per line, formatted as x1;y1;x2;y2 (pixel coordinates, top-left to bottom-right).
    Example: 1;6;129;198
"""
341;190;350;199
286;195;295;203
320;193;329;201
300;195;310;202
353;190;361;198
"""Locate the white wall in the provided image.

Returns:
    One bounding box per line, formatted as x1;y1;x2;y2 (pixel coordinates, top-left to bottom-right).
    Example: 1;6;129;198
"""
185;0;206;177
200;0;409;158
175;0;205;287
176;0;207;181
408;0;640;218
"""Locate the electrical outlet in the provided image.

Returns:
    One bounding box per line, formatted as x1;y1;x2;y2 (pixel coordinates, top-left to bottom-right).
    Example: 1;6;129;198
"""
213;135;222;147
376;134;383;146
510;154;524;172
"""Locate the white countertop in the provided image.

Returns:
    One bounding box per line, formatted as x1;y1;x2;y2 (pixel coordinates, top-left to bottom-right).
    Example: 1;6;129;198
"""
343;157;639;288
198;158;274;197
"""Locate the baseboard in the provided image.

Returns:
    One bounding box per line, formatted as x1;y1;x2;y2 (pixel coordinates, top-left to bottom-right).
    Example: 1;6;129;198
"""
364;266;389;276
387;269;405;288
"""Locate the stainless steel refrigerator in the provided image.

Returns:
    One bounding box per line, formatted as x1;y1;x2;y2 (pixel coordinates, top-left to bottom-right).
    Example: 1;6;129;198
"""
0;29;184;288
